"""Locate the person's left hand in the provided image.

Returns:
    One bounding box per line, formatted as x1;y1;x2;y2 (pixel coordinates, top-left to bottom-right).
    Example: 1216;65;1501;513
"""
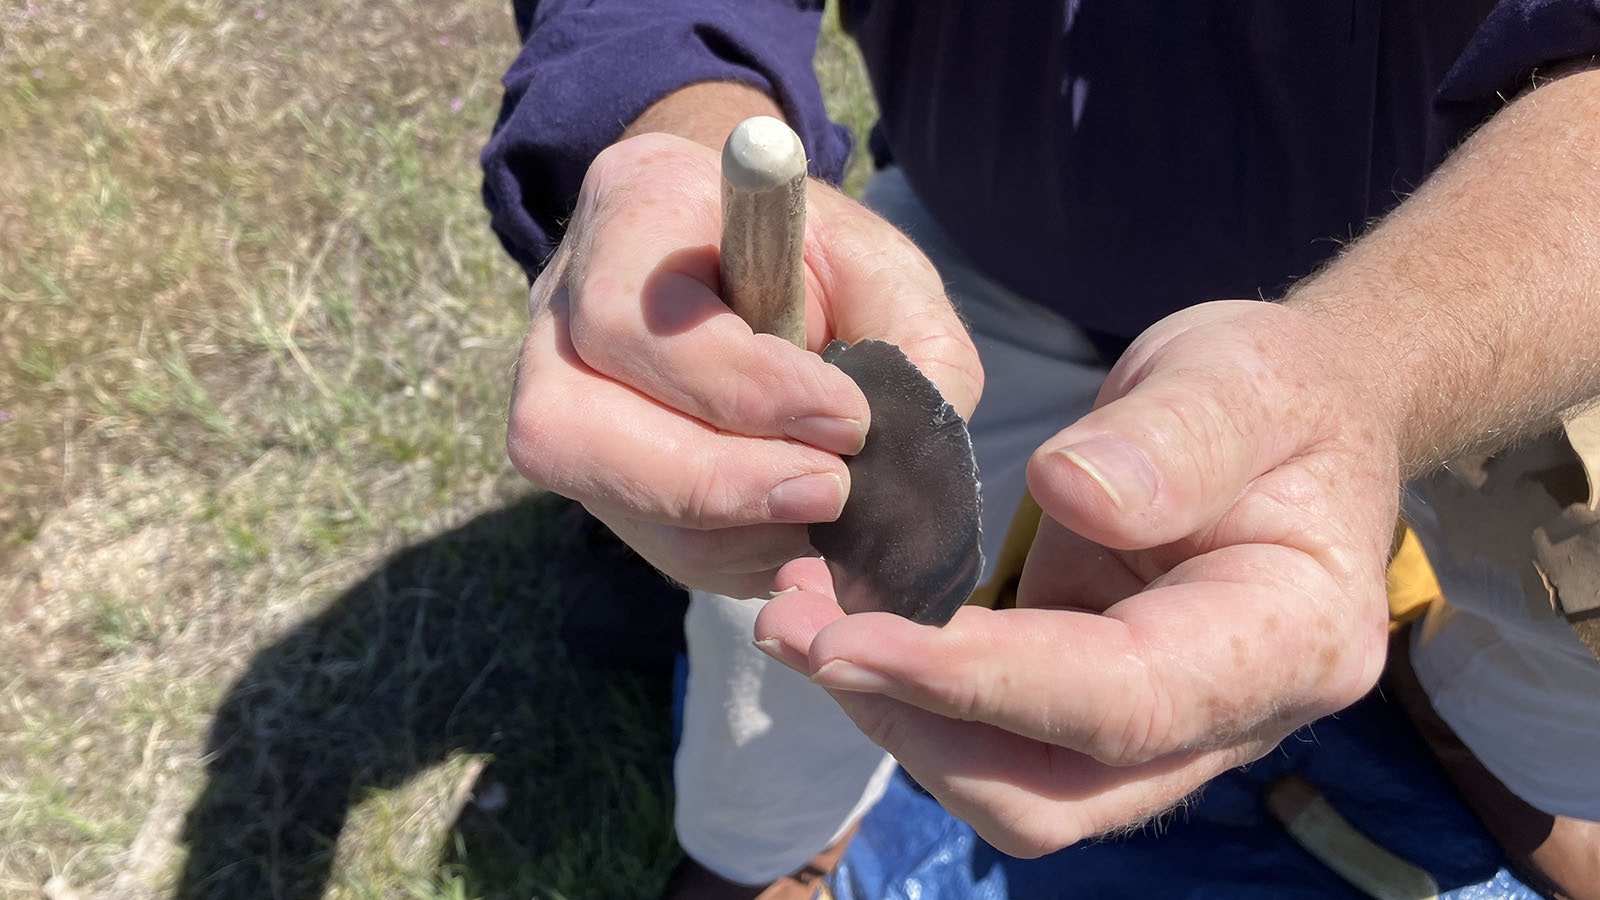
753;299;1399;857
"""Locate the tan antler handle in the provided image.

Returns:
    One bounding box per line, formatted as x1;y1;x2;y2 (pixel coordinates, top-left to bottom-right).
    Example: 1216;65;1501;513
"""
719;115;808;349
1266;775;1440;900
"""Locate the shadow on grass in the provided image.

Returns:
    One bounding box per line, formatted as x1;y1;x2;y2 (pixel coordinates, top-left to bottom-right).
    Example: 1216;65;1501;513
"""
176;494;688;899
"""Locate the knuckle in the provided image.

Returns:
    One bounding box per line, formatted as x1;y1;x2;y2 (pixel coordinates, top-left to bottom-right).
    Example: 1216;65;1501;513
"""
1321;605;1389;709
1145;389;1234;480
565;276;633;367
708;369;779;432
1082;717;1148;767
904;329;984;412
1083;665;1172;766
584;140;647;200
676;453;741;530
587;135;715;229
849;697;911;755
506;401;559;490
901;325;973;373
946;668;992;724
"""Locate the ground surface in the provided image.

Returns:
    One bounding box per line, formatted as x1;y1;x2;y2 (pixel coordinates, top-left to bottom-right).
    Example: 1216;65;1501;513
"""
0;2;874;897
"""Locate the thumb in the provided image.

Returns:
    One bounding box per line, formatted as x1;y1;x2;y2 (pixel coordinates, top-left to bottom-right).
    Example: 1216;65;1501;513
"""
1025;302;1312;550
803;185;984;420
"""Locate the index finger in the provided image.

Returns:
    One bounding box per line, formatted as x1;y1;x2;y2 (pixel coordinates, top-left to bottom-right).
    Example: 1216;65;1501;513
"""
569;134;982;445
764;545;1387;767
566;134;872;455
802;183;985;420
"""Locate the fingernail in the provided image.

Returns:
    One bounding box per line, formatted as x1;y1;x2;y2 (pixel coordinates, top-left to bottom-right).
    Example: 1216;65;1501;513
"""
812;660;897;694
1056;437;1158;513
766;472;845;522
784;415;867;455
753;638;808;673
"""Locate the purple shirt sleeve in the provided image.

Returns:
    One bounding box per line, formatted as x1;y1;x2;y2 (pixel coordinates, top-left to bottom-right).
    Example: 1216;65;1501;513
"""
1434;0;1600;158
480;0;851;279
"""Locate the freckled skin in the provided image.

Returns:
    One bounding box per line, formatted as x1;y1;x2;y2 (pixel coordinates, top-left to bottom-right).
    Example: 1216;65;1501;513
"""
1230;633;1249;670
1317;643;1341;683
746;70;1600;874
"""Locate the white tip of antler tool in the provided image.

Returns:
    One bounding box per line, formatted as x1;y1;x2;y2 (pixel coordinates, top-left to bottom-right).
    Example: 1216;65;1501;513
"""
722;116;807;192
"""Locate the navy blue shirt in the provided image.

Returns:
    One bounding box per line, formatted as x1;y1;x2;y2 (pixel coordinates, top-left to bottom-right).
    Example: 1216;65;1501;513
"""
482;1;1600;344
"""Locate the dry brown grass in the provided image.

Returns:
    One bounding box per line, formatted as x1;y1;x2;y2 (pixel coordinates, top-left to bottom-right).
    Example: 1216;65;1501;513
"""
4;1;544;895
1;0;527;531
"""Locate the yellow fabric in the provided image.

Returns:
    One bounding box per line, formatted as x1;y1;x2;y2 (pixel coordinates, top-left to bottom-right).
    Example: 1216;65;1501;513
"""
966;492;1045;611
1388;523;1444;628
968;495;1443;630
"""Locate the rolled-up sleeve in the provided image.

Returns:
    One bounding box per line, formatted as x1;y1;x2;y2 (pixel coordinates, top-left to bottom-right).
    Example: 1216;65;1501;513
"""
1433;0;1600;157
481;0;851;279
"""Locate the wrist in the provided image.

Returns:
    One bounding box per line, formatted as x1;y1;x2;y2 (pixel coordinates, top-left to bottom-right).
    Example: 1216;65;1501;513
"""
1276;277;1423;476
620;81;786;152
1281;67;1600;476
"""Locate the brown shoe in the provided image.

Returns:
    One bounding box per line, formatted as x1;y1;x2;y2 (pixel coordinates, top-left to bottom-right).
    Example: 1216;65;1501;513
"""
660;825;857;900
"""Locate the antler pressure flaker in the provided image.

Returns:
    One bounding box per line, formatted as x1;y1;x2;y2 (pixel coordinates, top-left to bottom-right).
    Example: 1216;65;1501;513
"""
719;116;808;349
716;116;984;627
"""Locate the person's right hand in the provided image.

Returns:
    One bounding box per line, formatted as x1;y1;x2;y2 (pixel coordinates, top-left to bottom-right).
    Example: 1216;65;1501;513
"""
507;132;982;598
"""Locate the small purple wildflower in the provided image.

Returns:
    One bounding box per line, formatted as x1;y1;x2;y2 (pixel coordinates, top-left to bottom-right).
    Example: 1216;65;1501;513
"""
31;69;43;79
253;9;265;20
27;2;39;13
0;411;11;423
451;97;464;111
439;35;452;47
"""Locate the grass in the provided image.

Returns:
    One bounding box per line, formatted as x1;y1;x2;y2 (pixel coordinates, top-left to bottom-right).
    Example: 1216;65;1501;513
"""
0;1;876;898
